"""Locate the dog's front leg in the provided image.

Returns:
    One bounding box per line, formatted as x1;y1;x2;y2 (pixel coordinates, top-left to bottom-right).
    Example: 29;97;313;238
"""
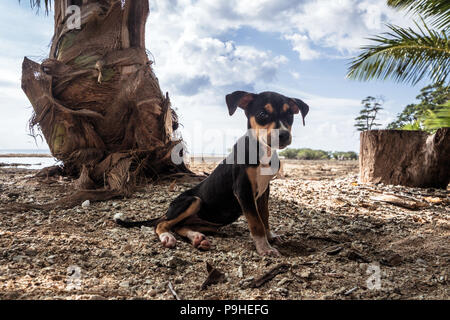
257;186;282;245
233;176;280;257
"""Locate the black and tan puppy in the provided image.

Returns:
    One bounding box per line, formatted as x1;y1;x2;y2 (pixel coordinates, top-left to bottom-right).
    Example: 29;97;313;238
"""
116;91;309;256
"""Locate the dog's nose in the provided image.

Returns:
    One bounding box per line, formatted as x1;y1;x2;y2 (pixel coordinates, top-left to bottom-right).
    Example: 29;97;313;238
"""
279;130;291;144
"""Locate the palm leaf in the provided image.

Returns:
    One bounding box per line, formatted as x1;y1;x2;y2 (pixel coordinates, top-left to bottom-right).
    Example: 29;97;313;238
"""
387;0;450;29
423;101;450;130
347;21;450;85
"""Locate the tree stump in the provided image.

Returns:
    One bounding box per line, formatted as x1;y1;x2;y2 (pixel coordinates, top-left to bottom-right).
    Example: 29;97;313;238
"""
359;129;450;189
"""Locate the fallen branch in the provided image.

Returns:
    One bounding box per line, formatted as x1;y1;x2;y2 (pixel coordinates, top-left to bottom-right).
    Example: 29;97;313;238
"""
250;263;290;288
370;194;428;210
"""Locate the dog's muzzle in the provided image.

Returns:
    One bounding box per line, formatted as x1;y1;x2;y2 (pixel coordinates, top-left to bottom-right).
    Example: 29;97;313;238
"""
278;130;291;149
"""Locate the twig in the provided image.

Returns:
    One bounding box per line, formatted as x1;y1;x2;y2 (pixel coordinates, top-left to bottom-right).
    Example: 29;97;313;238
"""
168;281;181;300
344;286;358;296
250;263;290;288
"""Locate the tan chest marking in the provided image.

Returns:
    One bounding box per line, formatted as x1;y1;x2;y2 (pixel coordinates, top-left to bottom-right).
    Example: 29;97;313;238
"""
246;166;276;199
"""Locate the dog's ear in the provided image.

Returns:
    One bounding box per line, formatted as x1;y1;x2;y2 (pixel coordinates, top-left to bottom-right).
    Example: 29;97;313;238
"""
225;91;256;116
288;98;309;126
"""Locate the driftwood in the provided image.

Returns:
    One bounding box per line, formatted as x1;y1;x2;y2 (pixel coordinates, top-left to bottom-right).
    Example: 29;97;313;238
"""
370;194;428;210
359;129;450;189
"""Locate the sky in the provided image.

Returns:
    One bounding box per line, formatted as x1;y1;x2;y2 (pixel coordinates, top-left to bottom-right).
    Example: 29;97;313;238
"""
0;0;431;154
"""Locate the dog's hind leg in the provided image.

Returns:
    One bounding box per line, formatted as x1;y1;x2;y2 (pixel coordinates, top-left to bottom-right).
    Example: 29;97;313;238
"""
155;196;202;248
174;226;213;250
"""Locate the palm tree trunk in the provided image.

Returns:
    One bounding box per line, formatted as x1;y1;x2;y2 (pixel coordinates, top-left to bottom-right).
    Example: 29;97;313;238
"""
21;0;188;196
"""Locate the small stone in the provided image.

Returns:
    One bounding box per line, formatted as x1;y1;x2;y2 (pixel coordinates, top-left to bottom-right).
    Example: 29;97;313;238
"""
380;251;402;267
174;276;183;284
237;266;244;278
277;278;292;286
12;255;27;263
46;255;57;264
24;249;37;256
99;249;110;258
299;270;312;279
276;288;289;297
141;226;153;234
164;256;187;268
119;281;130;288
113;212;124;222
147;289;157;297
416;258;427;266
81;200;90;208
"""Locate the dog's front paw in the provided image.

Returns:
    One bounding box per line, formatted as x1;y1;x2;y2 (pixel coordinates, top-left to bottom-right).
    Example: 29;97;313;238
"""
254;236;282;257
159;232;177;248
268;231;283;245
258;246;281;257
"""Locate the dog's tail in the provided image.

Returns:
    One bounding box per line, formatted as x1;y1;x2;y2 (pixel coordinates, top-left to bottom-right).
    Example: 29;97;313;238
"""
113;213;163;228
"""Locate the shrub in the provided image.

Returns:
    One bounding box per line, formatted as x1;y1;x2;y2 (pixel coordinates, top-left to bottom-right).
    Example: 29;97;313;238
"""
280;148;358;160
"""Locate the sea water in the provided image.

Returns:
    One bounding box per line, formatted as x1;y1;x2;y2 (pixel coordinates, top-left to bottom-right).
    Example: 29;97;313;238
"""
0;149;58;170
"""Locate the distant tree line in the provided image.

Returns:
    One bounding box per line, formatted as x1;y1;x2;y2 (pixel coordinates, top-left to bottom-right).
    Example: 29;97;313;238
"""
279;148;358;160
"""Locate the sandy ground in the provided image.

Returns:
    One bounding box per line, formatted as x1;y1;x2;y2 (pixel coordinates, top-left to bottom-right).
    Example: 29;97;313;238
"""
0;160;448;300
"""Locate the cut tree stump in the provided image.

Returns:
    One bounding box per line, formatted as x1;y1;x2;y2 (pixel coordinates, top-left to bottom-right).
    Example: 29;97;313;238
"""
359;129;450;189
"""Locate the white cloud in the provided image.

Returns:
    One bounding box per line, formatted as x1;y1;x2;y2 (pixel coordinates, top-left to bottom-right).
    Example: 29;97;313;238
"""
149;0;414;62
284;34;321;60
147;5;289;96
0;0;419;152
290;71;301;79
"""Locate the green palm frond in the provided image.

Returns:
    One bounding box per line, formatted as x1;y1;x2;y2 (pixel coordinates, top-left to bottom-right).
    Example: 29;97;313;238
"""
387;0;450;29
423;101;450;130
401;102;450;132
347;21;450;85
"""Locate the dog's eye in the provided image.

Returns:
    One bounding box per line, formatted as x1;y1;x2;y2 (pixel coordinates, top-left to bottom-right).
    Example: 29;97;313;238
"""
257;110;269;120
